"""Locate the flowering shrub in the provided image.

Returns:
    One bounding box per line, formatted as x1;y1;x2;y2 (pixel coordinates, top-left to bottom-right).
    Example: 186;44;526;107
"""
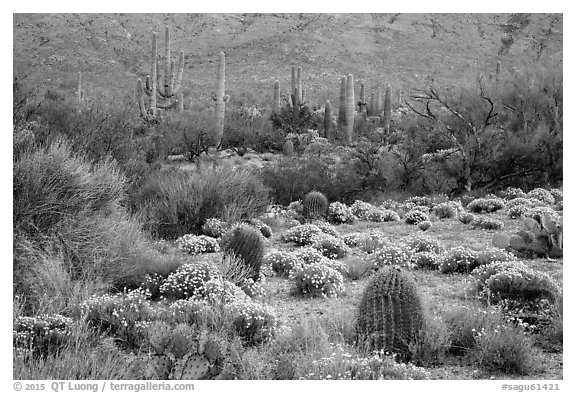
245;218;273;238
159;262;221;300
411;252;440;270
287;200;304;215
472;261;561;303
418;220;432;231
527;188;555;205
498;187;526;200
350;200;376;219
549;188;563;204
138;273;165;300
371;245;414;269
281;224;324;246
226;300;279;345
457;212;476;224
404;235;442;254
475;248;517;265
316;222;340;237
466;198;506;213
80;291;150;348
293;247;327;264
157;299;216;327
367;208;401;222
328;202;358;224
523;206;561;223
404;210;429;225
238;277;266;299
437;246;480;273
471;217;504;230
264;250;301;277
507;204;530;219
201;218;228;238
360;231;391;254
313;235;351;259
405;196;433;208
175;234;220;255
432;202;461;219
203;278;250;304
342;232;365;247
13;314;74;358
291;263;345;298
300;344;430;380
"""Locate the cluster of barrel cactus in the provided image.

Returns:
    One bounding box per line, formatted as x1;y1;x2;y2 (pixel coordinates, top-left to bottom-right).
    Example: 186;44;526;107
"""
492;212;562;258
356;267;424;360
127;322;226;380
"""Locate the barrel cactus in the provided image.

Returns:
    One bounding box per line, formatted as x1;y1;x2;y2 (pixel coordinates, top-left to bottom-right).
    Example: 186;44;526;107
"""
221;225;265;281
303;191;329;221
356;267;424;361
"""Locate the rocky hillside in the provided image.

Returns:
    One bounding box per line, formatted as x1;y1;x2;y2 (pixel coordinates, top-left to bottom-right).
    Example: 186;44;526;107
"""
13;13;562;107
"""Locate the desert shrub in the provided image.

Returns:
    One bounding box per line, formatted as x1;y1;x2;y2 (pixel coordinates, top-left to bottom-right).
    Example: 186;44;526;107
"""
291;263;345;298
80;291;151;349
201;218;228;238
523;205;561;223
281;224;323;246
159;262;221;301
475;248;517;265
243;218;273;238
327;202;358;224
264;251;301;277
437;246;480;274
132;167;270;239
155;299;217;327
432;202;458;219
526;188;555;205
226;300;279;345
409;315;452;365
349;200;375;219
315;222;340;237
404;210;429;225
411;252;440;270
404;196;433;208
498;187;526;200
215;253;258;289
371;245;414;270
444;306;538;374
457;212;476;224
359;231;391;254
417;220;432;231
466;198;506;213
404;235;443;254
237;278;266;300
366;208;401;222
313;235;351;259
472;261;561;304
300;344;430;380
344;257;373;280
13;314;74;358
342;232;365;247
471;217;504;230
506;204;530;219
549;188;562;204
174;234;220;255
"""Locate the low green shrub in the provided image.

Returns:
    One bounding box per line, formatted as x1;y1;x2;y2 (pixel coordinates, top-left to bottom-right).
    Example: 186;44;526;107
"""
404;210;429;225
291;263;345;298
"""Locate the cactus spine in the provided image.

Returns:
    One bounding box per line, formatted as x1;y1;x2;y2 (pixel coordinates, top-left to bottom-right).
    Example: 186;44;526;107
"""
222;225;265;281
272;80;281;115
212;52;229;148
356;267;424;361
303;191;329;221
382;84;392;132
345;74;355;143
324;101;332;140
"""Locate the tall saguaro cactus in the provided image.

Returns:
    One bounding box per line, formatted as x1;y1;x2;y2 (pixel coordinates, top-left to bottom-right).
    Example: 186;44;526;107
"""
324;100;332;140
382;84;392;133
272;80;281;115
137;27;185;120
212;52;229;148
337;76;347;133
375;85;382;116
345;74;355;143
291;66;304;108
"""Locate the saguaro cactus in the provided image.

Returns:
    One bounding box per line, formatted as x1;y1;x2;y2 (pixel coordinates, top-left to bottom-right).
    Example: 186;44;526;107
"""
375;85;382;116
345;74;355;143
272;80;281;115
212;52;229;148
291;66;304;109
382;84;392;132
338;76;347;133
137;27;185;120
358;82;367;114
324;101;333;140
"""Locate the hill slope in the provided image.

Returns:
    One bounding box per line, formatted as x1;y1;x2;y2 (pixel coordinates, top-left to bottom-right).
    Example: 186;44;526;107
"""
13;13;563;107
